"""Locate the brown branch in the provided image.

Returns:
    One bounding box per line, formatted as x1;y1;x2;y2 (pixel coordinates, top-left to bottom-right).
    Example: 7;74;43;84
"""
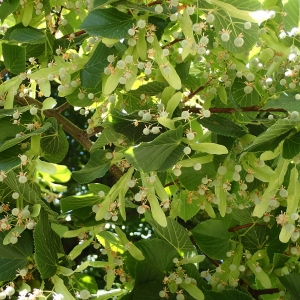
14;95;124;179
56;102;70;113
240;279;279;300
185;105;287;114
0;68;9;80
228;223;267;232
148;1;162;6
162;38;184;49
62;30;86;39
53;6;64;35
182;79;213;103
164;179;179;187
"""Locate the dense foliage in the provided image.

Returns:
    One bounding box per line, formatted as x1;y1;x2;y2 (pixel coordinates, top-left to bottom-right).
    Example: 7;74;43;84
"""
0;0;300;299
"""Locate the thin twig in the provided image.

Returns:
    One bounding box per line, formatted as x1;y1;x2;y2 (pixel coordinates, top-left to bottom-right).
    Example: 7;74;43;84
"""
14;95;124;179
0;68;8;80
228;223;267;232
185;105;287;114
53;6;64;35
162;38;184;49
183;79;213;102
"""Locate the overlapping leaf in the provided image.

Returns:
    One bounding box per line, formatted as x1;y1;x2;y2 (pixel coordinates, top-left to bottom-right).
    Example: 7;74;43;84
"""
124;126;184;172
40;118;69;163
34;210;65;279
80;8;133;39
81;42;117;88
146;214;195;254
2;43;26;74
0;230;33;281
198;114;246;137
72;150;111;183
191;220;231;259
0;122;52;152
244;119;299;153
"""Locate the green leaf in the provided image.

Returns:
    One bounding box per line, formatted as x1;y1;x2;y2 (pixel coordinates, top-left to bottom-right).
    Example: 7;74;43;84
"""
279;273;300;300
81;42;117;88
214;17;259;54
146;214;195;254
241;225;270;254
0;0;19;22
125;238;178;283
203;289;253;300
60;195;101;213
178;191;201;222
231;78;260;107
34;210;64;279
124;126;183;172
198;115;246;137
71;274;98;294
4;171;57;216
282;131;300;159
9;27;46;44
72;150;111;183
0;122;52;152
0;230;33;281
90;127;122;152
272;253;290;271
190;142;228;155
244;119;299;153
40;118;69;163
131;281;165;300
283;0;300;33
80;8;133;39
2;43;26;75
267;223;289;261
263;92;300;112
191;220;231;260
130;81;168;97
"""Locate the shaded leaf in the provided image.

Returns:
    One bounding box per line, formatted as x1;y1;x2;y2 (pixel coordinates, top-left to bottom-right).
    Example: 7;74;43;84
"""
0;122;52;152
282;131;300;159
40;118;69;163
279;273;300;300
34;210;64;279
241;226;269;254
244;119;299;153
81;42;117;88
4;171;57;216
191;220;231;260
0;230;33;281
90;127;122;152
2;43;26;74
80;8;133;39
9;27;46;44
146;214;195;254
198;115;246;137
124;126;183;172
72;150;111;183
263;92;300;112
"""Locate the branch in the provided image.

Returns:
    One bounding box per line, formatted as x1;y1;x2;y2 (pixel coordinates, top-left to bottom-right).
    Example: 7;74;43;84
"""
14;95;124;179
62;30;86;39
0;68;9;80
183;79;213;102
53;6;64;35
148;1;162;6
162;38;184;49
55;102;70;113
185;105;287;114
228;223;267;232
